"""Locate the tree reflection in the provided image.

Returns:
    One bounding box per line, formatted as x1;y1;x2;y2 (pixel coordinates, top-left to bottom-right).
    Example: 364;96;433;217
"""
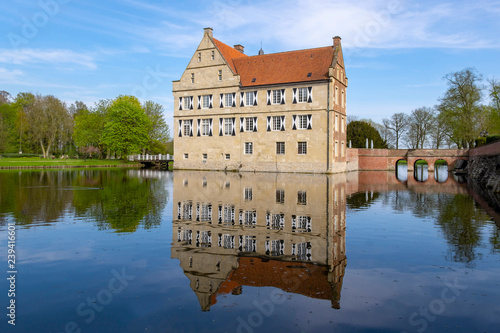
0;169;169;232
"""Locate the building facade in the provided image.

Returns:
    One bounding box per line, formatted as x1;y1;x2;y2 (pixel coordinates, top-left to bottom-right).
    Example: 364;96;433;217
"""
173;28;348;173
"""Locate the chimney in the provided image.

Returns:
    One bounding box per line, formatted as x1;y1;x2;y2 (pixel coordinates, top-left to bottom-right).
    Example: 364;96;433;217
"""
333;36;341;47
204;27;213;38
233;44;244;54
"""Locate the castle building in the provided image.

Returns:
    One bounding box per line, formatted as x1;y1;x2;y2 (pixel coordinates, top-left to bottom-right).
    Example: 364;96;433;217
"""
173;28;348;173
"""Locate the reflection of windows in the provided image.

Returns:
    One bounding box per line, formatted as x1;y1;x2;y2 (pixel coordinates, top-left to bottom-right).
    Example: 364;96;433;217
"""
219;204;234;224
244;188;252;201
218;234;235;249
266;239;285;256
196;230;211;247
239;235;257;252
276;189;285;204
177;228;192;244
239;210;257;226
291;242;311;261
266;213;285;230
182;202;192;220
292;215;311;233
297;191;307;205
199;204;212;222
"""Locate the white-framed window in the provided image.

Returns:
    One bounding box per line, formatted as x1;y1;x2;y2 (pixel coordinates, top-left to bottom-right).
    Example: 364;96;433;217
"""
224;118;233;136
183;97;191;110
276;189;285;204
246;91;255;106
297;191;307;205
244;142;253;155
335;86;338;104
197;52;201;62
211;50;215;60
225;154;230;160
335;114;339;131
297;87;308;103
341;90;345;108
202;95;210;109
201;119;210;136
244;188;252;201
297;115;308;129
335;140;339;157
272;116;282;131
202;153;207;160
272;89;282;104
218;70;222;81
245;117;254;132
298;142;307;155
224;93;233;107
341;141;345;157
276;142;285;155
191;73;195;84
341;116;345;133
184;153;188;159
183;121;191;136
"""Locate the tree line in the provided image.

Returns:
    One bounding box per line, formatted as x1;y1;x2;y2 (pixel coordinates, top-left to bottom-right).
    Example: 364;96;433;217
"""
348;68;500;149
0;92;171;159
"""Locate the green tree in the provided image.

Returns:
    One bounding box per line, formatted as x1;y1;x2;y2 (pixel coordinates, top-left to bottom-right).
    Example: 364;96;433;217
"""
437;68;486;148
405;107;435;149
347;120;388;149
142;101;170;154
102;95;150;158
382;112;410;149
487;79;500;135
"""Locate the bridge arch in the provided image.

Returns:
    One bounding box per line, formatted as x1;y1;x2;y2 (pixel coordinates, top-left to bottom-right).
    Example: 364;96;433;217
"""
434;159;449;183
413;159;429;182
395;159;408;182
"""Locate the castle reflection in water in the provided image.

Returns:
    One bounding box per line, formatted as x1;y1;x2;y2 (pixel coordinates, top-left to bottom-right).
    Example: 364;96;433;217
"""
171;171;348;311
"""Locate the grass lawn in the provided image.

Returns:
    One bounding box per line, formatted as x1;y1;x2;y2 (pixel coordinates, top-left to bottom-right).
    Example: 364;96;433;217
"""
0;158;139;168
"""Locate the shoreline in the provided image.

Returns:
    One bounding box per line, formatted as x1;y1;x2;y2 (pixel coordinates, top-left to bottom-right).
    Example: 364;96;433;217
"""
0;164;142;170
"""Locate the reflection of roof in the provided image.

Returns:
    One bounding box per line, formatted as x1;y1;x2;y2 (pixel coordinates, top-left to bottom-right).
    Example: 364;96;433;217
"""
210;257;343;309
213;38;334;87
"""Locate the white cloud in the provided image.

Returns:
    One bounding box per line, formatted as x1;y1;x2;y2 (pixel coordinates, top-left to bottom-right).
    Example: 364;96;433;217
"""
0;49;97;70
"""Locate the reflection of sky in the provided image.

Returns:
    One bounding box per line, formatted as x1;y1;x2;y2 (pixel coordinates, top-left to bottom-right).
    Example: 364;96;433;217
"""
0;171;499;333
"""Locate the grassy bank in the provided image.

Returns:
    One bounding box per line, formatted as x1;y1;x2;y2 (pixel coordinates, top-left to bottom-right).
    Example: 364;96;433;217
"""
0;158;139;169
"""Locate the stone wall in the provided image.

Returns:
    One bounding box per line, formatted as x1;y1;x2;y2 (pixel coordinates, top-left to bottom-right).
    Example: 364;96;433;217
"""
467;141;500;193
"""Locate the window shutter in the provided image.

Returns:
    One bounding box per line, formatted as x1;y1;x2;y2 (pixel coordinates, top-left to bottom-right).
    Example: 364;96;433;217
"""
240;92;244;107
307;87;313;103
189;120;194;137
239;210;243;224
231;117;236;136
280;214;284;229
267;116;271;131
220;94;224;108
291;215;296;229
292;115;297;130
280;116;285;131
253;117;258;132
253;91;258;106
281;89;285;104
219;118;223;136
292;88;297;104
209;119;213;136
178;120;182;137
197;119;201;136
179;97;183;110
307;114;312;130
196;204;200;221
267;90;271;105
190;96;194;110
232;93;236;107
209;95;213;108
197;96;201;109
240;117;244;132
218;205;222;223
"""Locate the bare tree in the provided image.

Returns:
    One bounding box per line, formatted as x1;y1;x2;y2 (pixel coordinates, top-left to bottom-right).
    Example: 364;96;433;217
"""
406;107;435;148
383;113;410;149
24;95;73;158
0;91;11;105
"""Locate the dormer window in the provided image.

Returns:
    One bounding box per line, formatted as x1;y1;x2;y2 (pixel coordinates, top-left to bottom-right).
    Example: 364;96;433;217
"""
307;72;312;77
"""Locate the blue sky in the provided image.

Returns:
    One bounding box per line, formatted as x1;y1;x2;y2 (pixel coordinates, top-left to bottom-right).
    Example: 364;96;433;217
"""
1;0;500;131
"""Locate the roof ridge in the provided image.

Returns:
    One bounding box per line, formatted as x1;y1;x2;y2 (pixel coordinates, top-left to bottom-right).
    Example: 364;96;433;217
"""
242;45;333;58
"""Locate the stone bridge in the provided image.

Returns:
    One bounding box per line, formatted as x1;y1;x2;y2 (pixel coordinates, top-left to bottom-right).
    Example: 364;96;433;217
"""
348;148;470;172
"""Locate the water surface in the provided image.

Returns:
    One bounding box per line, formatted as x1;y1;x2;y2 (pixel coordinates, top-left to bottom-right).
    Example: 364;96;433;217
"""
0;168;499;333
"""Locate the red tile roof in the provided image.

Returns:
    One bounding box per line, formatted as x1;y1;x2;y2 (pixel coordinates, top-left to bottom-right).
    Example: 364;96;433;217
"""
213;38;335;87
213;38;248;74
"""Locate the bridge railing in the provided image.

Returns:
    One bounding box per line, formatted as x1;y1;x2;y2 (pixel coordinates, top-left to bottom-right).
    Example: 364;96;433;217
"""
128;154;173;161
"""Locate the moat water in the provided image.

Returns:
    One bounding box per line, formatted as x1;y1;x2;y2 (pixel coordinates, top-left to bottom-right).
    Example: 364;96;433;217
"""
0;168;499;333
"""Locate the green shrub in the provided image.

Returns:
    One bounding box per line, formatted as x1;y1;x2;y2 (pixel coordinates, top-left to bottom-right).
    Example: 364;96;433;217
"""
1;153;42;158
486;135;500;144
475;137;487;147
